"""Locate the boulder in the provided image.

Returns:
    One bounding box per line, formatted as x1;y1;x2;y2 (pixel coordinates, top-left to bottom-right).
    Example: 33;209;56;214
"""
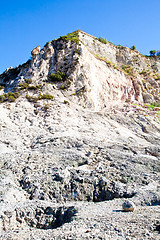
122;200;135;212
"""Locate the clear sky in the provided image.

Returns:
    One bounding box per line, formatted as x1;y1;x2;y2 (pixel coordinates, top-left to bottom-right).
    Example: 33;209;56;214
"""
0;0;160;73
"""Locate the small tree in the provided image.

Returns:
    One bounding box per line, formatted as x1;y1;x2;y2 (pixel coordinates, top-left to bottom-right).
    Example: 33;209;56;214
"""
130;45;136;50
150;50;156;56
156;51;160;56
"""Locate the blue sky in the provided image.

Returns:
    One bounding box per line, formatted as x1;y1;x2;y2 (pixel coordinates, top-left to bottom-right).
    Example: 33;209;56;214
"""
0;0;160;73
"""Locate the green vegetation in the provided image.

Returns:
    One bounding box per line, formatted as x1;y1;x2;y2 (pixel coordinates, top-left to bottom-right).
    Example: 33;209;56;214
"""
130;45;136;50
98;37;107;44
28;85;43;90
60;80;71;90
0;92;19;103
139;69;151;76
18;81;42;91
121;65;136;76
95;54;112;66
58;31;79;44
116;44;123;49
146;103;160;110
42;103;51;111
39;94;54;100
149;50;160;57
150;50;156;56
19;82;29;89
26;93;54;102
24;79;32;84
48;71;67;82
64;100;70;105
157;51;160;56
153;73;160;80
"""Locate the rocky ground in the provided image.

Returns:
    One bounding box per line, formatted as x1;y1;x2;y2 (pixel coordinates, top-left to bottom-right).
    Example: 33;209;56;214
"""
0;31;159;239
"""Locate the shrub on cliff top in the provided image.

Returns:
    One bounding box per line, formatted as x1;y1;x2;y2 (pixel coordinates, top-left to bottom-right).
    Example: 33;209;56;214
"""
130;45;136;50
98;37;107;44
150;50;156;56
58;31;79;44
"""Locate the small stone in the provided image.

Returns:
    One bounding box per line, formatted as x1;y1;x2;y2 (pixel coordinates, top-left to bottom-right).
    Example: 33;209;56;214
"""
122;200;135;212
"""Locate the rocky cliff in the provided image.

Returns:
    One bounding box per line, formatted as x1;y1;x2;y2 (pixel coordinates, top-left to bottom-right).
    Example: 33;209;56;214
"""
0;30;159;239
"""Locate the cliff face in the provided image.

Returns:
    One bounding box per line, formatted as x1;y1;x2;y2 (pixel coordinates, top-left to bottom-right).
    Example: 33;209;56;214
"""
0;30;160;110
0;31;159;239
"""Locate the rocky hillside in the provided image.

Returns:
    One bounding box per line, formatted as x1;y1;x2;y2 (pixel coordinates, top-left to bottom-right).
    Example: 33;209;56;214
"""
0;30;159;239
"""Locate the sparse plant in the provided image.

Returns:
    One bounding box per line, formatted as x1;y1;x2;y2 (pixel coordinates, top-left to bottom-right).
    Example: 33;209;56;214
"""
130;45;136;50
19;81;42;91
28;84;42;90
39;94;54;100
24;79;32;84
48;71;67;82
26;95;38;102
153;74;160;80
26;93;54;102
57;31;79;44
42;103;51;111
64;100;70;105
156;51;160;56
146;103;160;109
19;82;29;89
0;92;19;103
98;37;107;44
122;65;136;76
150;50;156;56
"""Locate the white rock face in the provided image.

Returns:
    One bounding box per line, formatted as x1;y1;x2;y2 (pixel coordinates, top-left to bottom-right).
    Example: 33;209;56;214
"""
77;43;143;111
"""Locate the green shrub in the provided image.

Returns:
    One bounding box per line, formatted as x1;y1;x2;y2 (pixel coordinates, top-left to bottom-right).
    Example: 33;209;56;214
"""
122;65;136;76
157;51;160;56
19;82;29;89
153;74;160;80
24;79;32;84
64;100;70;105
146;103;160;109
130;45;136;50
98;37;107;44
60;80;71;90
150;50;156;56
48;71;67;82
26;95;38;102
58;31;79;44
42;103;51;111
39;94;54;100
28;84;42;90
19;81;42;90
26;93;54;102
0;92;19;103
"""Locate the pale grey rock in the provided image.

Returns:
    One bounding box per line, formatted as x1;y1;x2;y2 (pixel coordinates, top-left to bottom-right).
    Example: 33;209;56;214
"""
122;200;135;212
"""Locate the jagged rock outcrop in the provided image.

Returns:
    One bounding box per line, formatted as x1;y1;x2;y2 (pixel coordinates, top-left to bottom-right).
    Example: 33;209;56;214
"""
0;30;159;239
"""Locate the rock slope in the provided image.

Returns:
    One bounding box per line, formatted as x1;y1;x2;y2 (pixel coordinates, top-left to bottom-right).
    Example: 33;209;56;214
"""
0;30;159;239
